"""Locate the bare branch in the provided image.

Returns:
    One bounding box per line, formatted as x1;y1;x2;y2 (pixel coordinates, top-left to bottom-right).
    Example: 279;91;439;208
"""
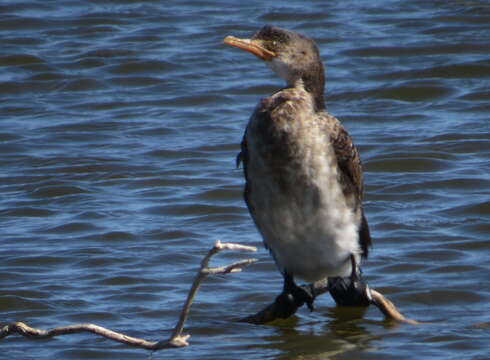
204;258;258;275
0;241;257;351
214;240;257;252
0;322;183;350
1;239;418;353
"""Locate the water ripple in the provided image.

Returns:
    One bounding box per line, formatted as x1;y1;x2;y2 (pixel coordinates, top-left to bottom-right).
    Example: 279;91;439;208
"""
1;1;490;359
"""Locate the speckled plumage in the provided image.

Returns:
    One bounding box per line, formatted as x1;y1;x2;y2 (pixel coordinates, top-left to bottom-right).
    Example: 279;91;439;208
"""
239;84;370;281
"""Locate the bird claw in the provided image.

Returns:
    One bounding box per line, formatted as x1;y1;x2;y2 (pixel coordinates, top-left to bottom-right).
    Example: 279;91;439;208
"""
291;284;315;311
273;284;315;318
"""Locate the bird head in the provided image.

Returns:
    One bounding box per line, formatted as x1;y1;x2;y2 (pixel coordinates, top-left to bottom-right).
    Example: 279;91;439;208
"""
224;25;325;111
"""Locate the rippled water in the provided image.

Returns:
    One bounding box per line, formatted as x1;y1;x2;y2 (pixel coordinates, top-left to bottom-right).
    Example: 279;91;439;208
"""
1;0;490;359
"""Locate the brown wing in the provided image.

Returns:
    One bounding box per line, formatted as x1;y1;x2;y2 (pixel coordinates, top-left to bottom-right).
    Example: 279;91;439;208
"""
237;95;279;220
238;129;273;253
331;124;372;258
237;130;254;219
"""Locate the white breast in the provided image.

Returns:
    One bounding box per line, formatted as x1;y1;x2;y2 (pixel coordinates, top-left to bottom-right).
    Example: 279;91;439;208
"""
246;89;361;282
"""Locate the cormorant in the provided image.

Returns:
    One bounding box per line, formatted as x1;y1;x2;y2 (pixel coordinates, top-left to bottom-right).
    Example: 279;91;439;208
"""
224;26;373;312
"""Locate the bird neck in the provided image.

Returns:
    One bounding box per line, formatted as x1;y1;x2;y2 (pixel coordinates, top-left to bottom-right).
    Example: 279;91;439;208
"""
302;69;325;112
291;72;325;112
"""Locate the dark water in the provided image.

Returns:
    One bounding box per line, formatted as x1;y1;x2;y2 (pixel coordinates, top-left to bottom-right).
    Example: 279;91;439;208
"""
1;0;490;359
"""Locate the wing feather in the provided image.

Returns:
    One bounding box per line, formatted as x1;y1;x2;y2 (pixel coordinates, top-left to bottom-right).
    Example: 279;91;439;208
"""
330;123;372;257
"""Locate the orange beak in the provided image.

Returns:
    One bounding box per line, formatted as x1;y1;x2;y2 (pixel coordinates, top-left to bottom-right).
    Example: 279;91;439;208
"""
224;36;276;61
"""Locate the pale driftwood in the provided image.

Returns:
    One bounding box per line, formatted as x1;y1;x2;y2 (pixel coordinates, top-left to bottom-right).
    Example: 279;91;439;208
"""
0;321;186;350
370;289;419;325
0;241;258;350
241;280;419;325
169;241;257;343
0;240;418;351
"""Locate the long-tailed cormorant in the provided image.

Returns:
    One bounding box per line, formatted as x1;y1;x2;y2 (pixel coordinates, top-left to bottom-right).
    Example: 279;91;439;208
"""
225;26;373;312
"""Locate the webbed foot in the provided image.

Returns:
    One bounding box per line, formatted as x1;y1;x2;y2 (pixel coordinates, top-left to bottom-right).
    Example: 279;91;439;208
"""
283;273;315;312
290;283;315;311
328;254;372;307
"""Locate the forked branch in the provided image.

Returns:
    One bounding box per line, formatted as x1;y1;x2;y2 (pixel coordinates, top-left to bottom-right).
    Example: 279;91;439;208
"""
0;241;258;350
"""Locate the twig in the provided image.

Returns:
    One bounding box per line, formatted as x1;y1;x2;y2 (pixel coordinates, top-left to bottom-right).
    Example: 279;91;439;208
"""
0;241;258;351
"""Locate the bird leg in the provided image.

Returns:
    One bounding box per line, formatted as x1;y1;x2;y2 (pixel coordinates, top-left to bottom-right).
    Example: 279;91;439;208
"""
275;255;373;314
276;272;315;313
328;254;372;307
